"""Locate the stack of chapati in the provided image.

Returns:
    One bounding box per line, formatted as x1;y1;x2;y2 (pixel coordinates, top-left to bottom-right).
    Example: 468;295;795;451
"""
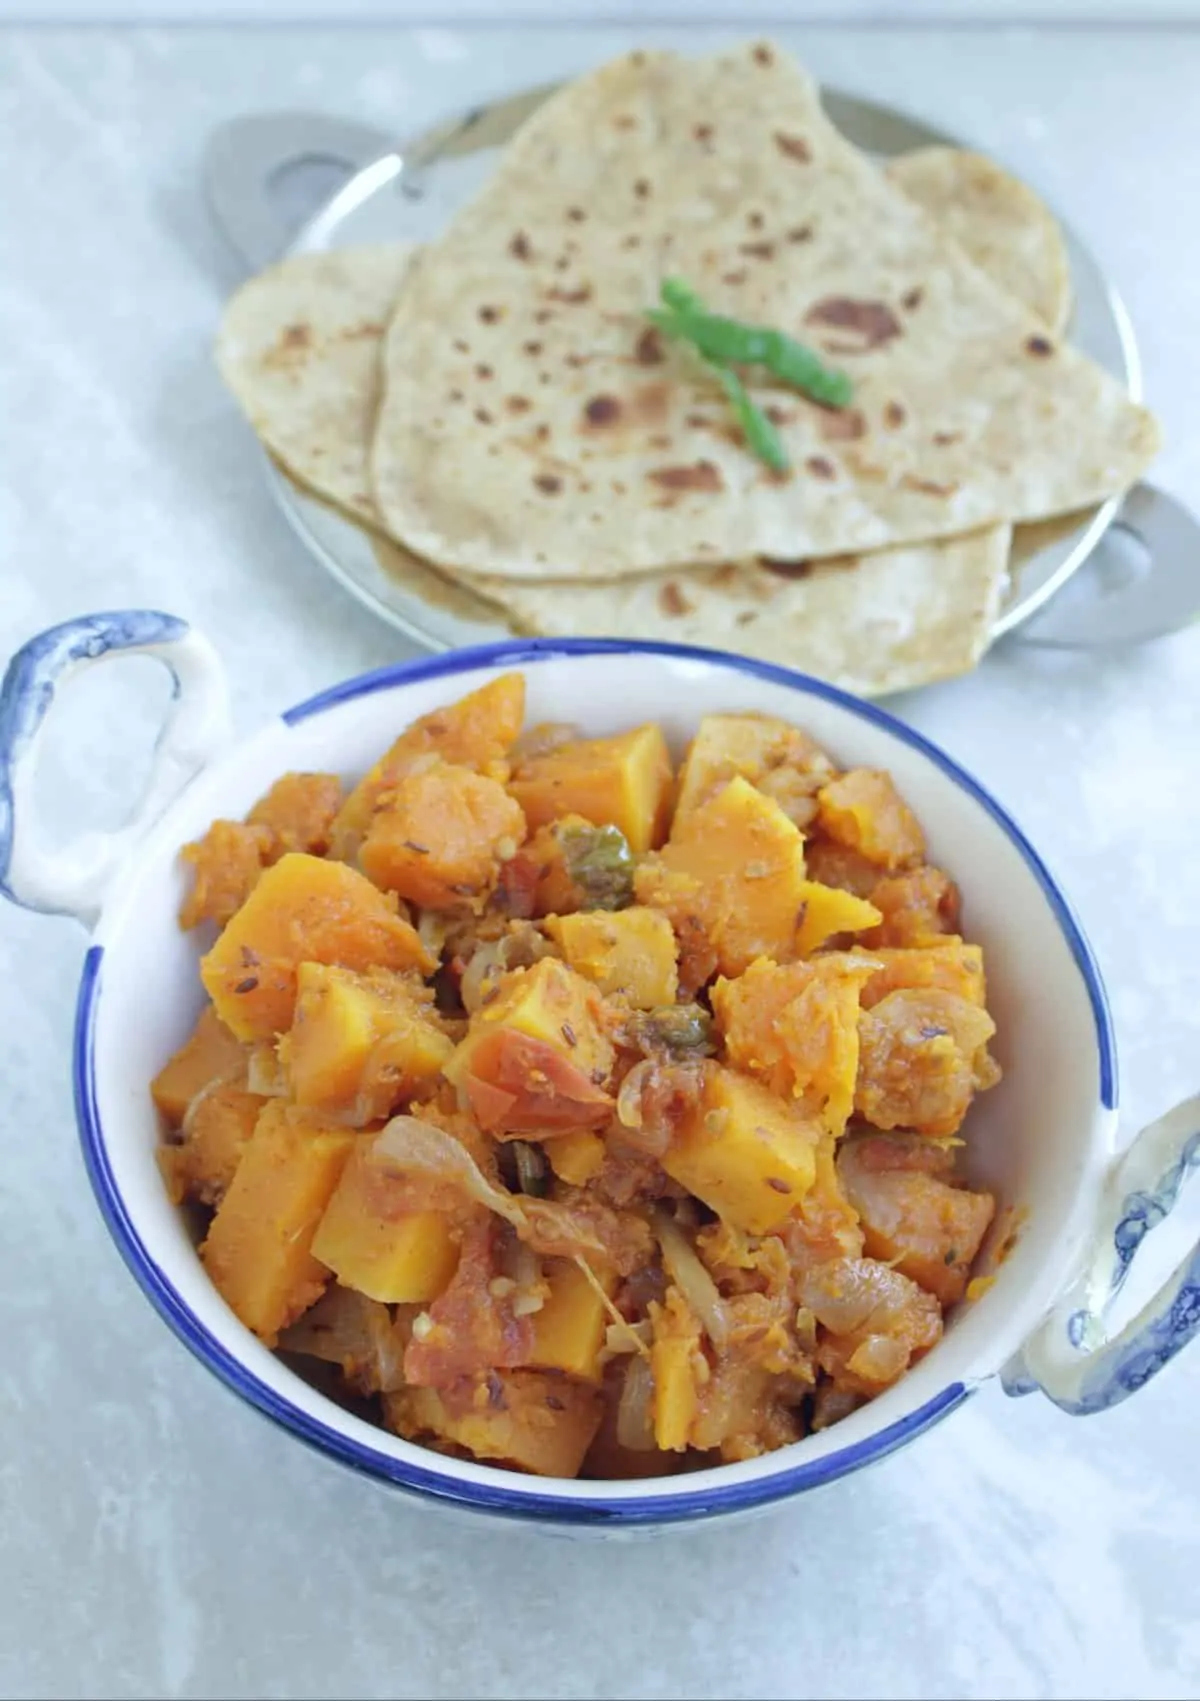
217;41;1158;695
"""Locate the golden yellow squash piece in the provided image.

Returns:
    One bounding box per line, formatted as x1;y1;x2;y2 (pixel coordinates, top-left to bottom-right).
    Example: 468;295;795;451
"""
386;1372;603;1478
793;881;882;957
674;712;832;820
528;1259;616;1382
711;953;879;1136
635;776;809;979
310;1141;460;1305
359;762;526;912
546;1129;607;1186
201;853;433;1041
445;957;614;1094
508;724;673;854
663;1064;821;1234
328;672;526;861
200;1103;356;1345
817;769;925;871
281;963;452;1120
151;1004;247;1126
650;1288;702;1451
856;940;986;1010
158;1082;265;1207
545;907;678;1008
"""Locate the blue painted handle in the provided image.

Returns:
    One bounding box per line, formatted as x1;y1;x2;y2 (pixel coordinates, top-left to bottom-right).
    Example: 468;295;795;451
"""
1006;1094;1200;1414
0;611;230;927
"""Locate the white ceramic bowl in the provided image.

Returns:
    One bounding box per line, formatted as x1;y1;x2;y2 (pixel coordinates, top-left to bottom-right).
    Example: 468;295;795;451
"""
2;611;1198;1535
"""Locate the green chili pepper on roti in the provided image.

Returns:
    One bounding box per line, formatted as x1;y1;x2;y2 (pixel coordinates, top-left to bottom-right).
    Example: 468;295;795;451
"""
647;277;854;473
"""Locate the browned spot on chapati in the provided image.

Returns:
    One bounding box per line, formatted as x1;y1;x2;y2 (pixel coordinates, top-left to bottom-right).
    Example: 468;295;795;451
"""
510;232;532;261
621;234;642;250
453;339;470;354
901;286;924;311
548;285;593;305
883;401;906;429
774;132;811;161
806;297;902;351
631;382;671;426
523;340;542;357
478;305;501;324
659;581;693;617
806;455;837;481
534;308;553;325
282;323;310;348
475;363;493;381
614;113;637;131
764;404;795;427
788;225;813;243
736;609;758;626
635;326;664;366
761;557;813;580
534;473;563;495
901;473;960;497
747;211;765;231
722;269;748;287
1026;335;1055;357
711;563;740;587
505;396;531;415
819;405;866;441
474;407;493;426
933;430;962;446
583;394;622;428
694;122;714;145
739;241;775;260
648;461;724;493
752;43;775;65
339;320;382;341
566;206;586;222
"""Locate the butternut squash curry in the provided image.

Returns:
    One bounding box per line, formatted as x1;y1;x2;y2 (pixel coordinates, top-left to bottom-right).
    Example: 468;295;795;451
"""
153;674;1000;1479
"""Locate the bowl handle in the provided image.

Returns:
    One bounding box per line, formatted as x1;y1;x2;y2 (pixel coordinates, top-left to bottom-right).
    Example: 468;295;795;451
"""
0;611;231;929
1004;1092;1200;1413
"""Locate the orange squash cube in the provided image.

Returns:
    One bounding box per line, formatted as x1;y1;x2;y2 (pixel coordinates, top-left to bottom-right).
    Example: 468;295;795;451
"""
635;777;809;979
359;762;525;911
200;852;433;1040
200;1103;356;1345
158;1082;265;1206
151;1005;247;1126
329;673;525;860
528;1259;615;1382
674;712;832;820
662;1064;821;1234
281;964;452;1120
385;1371;603;1478
650;1288;702;1451
545;907;678;1008
546;1130;607;1186
711;953;879;1135
817;769;925;871
793;880;882;957
509;724;672;854
856;941;986;1010
310;1141;460;1304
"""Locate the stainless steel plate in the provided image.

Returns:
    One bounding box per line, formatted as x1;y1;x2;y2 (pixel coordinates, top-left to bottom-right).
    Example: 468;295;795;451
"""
207;86;1194;665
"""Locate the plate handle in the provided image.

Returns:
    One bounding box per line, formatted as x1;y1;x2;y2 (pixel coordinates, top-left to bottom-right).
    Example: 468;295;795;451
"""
1003;1093;1200;1412
205;111;397;275
0;612;231;930
1013;482;1200;649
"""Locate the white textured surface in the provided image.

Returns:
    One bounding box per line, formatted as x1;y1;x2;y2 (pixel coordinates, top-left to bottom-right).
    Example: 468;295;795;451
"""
2;23;1200;1701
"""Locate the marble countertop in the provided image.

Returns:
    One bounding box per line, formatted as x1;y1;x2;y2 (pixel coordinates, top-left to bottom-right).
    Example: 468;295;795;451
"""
3;22;1200;1701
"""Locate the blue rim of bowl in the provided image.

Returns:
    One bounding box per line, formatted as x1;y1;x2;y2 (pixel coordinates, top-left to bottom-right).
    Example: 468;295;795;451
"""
73;637;1116;1526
